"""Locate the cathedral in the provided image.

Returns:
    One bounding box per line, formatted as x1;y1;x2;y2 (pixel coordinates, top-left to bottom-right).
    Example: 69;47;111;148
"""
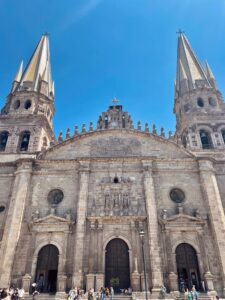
1;32;225;299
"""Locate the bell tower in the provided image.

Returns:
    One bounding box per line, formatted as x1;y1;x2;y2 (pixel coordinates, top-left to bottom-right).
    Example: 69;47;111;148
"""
0;34;56;154
174;33;225;151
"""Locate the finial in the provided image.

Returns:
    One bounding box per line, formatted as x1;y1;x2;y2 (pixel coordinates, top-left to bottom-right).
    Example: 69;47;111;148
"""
58;131;63;142
66;128;70;139
145;123;149;133
137;121;141;131
160;127;165;138
89;122;93;132
82;124;86;134
130;120;134;129
112;97;119;105
152;124;157;135
74;126;78;136
176;29;185;36
43;32;49;37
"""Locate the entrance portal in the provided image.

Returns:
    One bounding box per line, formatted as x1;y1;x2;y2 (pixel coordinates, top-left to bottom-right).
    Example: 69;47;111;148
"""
176;243;201;291
105;238;130;292
35;245;59;293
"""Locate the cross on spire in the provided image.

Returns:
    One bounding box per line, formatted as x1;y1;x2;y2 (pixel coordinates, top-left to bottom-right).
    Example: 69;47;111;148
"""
112;97;119;105
176;29;185;35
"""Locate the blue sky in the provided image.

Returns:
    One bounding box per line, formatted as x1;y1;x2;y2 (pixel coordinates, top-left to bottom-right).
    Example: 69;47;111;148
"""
0;0;225;137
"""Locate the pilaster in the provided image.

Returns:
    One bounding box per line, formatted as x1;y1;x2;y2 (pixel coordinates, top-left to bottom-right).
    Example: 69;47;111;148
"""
0;160;32;287
199;159;225;293
72;160;90;288
142;160;163;292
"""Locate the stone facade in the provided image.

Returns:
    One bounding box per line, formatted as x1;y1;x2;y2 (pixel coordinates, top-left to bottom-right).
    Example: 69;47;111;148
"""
1;33;225;298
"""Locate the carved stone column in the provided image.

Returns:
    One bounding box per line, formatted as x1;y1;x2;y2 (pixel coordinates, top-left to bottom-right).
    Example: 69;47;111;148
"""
199;160;225;294
97;220;104;273
96;274;104;291
86;274;95;291
0;161;32;287
22;274;32;293
142;160;163;295
57;274;67;293
72;161;90;288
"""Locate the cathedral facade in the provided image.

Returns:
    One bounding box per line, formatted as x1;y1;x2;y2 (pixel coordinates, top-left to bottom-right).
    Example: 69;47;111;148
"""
1;33;225;297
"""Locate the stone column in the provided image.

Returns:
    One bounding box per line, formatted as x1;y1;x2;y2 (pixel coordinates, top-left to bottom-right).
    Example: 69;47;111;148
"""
165;231;179;292
142;160;163;295
22;274;32;293
86;274;95;291
96;274;104;291
0;160;32;287
72;161;90;288
199;160;225;293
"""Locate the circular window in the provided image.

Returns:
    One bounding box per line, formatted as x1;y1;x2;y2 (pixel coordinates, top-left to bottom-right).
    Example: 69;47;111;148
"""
170;188;185;203
48;189;64;205
197;98;204;107
13;100;20;110
0;206;5;213
208;97;216;107
24;100;32;110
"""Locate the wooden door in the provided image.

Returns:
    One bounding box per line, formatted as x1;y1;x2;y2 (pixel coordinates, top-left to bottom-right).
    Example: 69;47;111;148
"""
105;238;130;291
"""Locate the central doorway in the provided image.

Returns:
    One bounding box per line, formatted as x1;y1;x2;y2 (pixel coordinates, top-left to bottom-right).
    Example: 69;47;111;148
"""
35;244;59;293
105;238;130;292
176;243;201;291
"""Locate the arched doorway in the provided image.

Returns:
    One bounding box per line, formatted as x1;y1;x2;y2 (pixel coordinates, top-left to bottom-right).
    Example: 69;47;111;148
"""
105;238;130;292
35;245;59;293
176;243;201;291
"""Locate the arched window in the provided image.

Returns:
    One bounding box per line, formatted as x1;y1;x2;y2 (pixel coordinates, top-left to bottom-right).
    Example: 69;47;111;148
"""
24;99;32;109
182;135;187;148
197;98;204;107
221;130;225;144
105;115;108;128
122;115;126;128
19;131;30;151
200;130;212;149
0;131;9;151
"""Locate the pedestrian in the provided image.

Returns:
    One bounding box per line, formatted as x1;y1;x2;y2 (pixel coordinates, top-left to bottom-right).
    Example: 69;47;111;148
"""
191;286;198;300
110;287;114;300
1;289;9;300
160;285;167;298
18;288;25;300
31;283;39;300
88;288;94;300
184;288;189;300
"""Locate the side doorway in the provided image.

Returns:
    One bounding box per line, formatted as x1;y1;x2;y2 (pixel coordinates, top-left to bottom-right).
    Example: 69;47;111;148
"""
35;245;59;293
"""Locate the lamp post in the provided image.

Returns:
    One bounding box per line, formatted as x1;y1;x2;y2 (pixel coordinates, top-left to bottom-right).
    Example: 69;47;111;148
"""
139;229;148;300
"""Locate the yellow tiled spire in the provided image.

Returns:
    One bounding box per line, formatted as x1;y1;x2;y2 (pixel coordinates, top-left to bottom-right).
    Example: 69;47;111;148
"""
176;33;211;95
16;34;54;98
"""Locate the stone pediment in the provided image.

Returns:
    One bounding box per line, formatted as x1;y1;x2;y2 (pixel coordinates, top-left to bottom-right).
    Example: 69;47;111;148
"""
29;214;74;233
159;213;206;231
39;130;194;160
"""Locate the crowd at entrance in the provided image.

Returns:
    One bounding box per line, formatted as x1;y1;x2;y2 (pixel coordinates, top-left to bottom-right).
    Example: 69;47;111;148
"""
13;240;206;297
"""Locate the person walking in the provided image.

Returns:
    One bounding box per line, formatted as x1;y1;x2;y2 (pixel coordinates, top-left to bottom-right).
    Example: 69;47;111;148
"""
18;288;25;300
110;287;114;300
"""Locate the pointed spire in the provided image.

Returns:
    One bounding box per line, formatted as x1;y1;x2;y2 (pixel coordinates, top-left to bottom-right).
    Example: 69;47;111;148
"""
14;61;23;82
176;33;211;96
205;61;217;89
11;61;23;92
16;34;54;98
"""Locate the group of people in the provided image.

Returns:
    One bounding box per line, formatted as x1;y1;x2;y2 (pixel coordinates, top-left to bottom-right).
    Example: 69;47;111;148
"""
87;287;114;300
68;287;82;300
184;287;199;300
0;288;25;300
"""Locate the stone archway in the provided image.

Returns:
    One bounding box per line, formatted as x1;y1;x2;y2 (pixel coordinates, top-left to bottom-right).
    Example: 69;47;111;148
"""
176;243;201;291
35;244;59;293
105;238;130;292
